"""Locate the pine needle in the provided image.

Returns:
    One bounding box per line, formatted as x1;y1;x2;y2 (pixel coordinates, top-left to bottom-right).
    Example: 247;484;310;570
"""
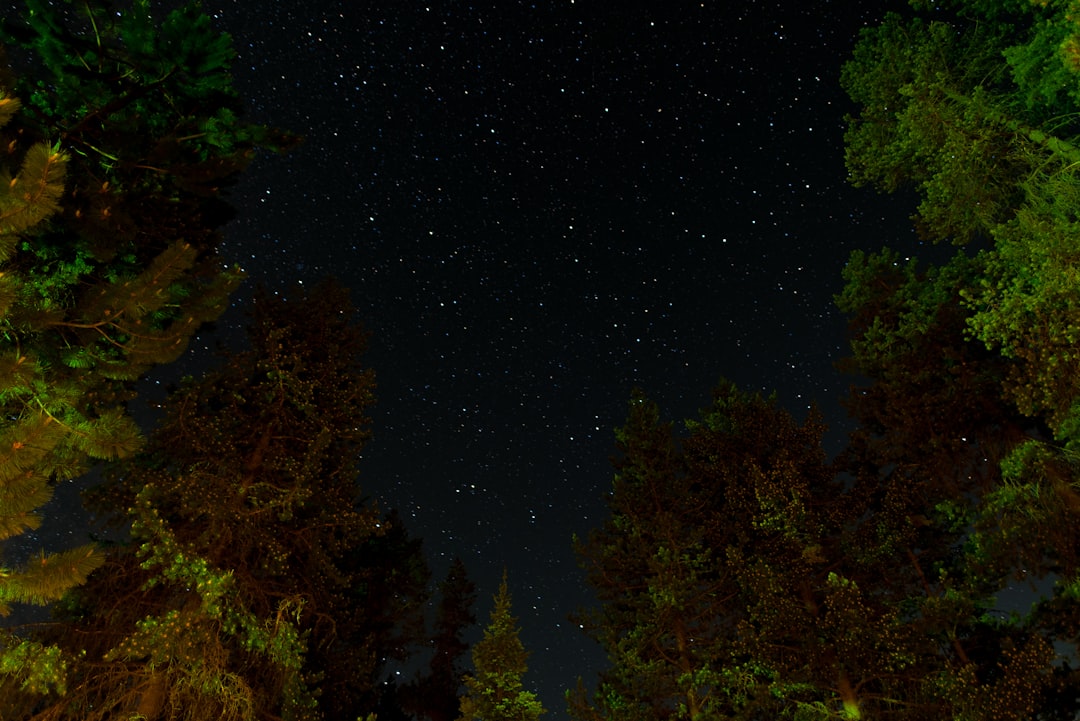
0;143;67;242
0;545;105;606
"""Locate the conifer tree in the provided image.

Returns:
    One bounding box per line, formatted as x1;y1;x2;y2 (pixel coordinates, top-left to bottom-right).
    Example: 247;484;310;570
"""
570;389;734;721
458;572;545;721
840;0;1080;428
572;380;1067;720
0;0;288;697
572;385;863;721
0;280;434;721
838;0;1080;716
399;557;478;721
0;90;112;695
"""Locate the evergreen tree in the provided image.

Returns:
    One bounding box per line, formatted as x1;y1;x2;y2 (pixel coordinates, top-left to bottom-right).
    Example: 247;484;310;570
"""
0;90;111;696
571;385;879;721
570;389;735;721
841;1;1080;244
400;557;478;721
0;0;289;695
1;0;296;205
458;572;545;721
572;380;1066;720
0;280;433;720
840;0;1080;428
838;0;1080;716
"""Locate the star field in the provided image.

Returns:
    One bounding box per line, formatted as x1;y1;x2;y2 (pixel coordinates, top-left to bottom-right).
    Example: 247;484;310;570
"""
158;0;920;713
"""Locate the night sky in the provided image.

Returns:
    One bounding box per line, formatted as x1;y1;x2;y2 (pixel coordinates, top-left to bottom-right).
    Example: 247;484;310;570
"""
38;0;930;715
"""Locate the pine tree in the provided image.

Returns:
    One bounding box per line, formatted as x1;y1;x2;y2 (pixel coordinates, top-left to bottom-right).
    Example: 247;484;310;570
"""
570;389;733;721
0;92;106;616
573;382;1059;720
428;559;479;721
2;0;297;203
458;572;545;721
0;280;434;721
399;557;478;721
838;1;1080;716
572;385;858;721
0;89;147;695
0;0;289;697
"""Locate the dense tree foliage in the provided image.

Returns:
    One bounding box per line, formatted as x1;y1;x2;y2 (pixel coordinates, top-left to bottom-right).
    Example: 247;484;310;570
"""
0;90;112;694
572;378;1075;719
458;572;546;721
1;0;296;210
840;0;1080;428
572;385;866;721
572;0;1080;716
8;0;1080;718
838;0;1080;717
0;3;478;717
0;0;296;693
0;281;433;720
840;0;1080;636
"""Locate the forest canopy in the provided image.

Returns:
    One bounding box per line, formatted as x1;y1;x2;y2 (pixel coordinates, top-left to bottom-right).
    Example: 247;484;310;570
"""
4;0;1080;719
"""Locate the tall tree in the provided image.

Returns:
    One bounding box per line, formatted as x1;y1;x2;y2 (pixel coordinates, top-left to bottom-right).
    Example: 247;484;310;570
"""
399;557;478;721
571;384;889;721
838;0;1080;717
573;379;1069;720
840;0;1080;427
458;572;545;721
570;389;734;721
0;0;291;694
841;2;1080;244
0;280;434;720
0;89;113;695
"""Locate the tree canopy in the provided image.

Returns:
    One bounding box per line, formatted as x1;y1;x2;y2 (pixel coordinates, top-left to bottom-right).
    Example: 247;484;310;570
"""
8;0;1080;718
0;0;292;691
458;572;546;721
0;280;440;720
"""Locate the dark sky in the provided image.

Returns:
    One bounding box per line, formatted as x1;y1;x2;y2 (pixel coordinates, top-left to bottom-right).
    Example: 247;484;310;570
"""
208;0;922;713
37;0;927;715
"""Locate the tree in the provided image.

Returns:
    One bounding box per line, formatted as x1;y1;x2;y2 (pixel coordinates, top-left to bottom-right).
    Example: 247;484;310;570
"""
2;0;296;204
458;572;545;721
572;379;1070;720
0;0;292;695
840;0;1080;428
572;384;913;721
841;2;1080;245
0;89;114;697
398;557;478;721
570;389;735;721
0;280;438;720
837;1;1080;716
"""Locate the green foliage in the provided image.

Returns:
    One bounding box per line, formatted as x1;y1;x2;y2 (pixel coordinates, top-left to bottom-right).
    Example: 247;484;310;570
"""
841;0;1080;429
841;12;1021;242
574;365;1080;720
0;282;438;721
0;139;67;252
839;1;1080;244
0;95;113;626
458;572;546;721
2;0;296;191
962;163;1080;427
833;2;1080;718
0;634;68;694
574;385;873;721
0;0;293;701
0;546;104;614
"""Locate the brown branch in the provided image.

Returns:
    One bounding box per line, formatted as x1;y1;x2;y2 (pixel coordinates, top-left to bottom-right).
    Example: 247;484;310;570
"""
906;546;935;598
